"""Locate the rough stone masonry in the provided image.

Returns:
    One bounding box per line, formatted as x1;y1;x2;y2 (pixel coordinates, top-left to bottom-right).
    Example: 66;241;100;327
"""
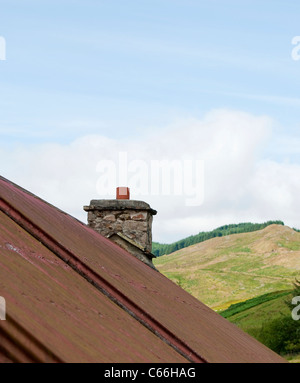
83;199;157;252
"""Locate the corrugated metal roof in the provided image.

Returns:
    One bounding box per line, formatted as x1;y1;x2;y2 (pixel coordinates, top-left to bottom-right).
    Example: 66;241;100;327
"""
0;176;286;363
0;210;186;362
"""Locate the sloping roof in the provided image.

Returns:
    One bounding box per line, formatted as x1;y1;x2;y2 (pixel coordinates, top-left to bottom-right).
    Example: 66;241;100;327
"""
0;176;286;363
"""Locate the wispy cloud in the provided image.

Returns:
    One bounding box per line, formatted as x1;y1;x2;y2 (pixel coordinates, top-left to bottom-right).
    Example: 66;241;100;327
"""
214;91;300;108
2;108;299;243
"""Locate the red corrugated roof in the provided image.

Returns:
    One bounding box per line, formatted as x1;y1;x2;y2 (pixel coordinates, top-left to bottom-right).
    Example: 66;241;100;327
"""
0;176;286;363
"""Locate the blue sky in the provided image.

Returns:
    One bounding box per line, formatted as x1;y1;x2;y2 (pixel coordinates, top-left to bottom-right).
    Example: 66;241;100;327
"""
1;1;300;242
1;0;299;142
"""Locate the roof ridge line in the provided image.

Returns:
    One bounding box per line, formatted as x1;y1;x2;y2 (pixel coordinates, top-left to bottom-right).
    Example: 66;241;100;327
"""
0;197;207;363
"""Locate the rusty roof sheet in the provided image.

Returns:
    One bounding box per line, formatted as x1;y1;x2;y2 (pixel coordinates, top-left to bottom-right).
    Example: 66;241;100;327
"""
0;176;286;363
0;210;188;363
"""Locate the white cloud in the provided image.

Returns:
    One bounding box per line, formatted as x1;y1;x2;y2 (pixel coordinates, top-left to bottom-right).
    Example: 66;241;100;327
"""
1;108;299;243
249;160;300;224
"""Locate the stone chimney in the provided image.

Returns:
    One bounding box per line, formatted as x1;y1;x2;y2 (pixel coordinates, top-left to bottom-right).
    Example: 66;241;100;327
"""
83;187;157;269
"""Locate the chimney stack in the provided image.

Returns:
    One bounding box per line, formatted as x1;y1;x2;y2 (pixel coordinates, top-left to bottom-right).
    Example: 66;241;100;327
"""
83;188;157;269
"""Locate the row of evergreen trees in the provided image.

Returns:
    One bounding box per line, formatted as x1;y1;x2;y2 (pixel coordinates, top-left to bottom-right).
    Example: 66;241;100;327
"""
152;220;285;257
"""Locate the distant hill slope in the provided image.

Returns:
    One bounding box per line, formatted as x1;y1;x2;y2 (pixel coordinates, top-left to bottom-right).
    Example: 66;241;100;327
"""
152;221;284;257
153;224;300;309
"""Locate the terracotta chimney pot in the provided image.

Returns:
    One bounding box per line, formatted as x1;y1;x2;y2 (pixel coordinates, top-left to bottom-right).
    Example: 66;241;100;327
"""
116;187;130;200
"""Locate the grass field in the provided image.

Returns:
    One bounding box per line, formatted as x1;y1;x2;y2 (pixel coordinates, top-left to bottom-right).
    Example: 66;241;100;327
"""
219;290;291;337
219;290;300;361
154;224;300;309
154;224;300;362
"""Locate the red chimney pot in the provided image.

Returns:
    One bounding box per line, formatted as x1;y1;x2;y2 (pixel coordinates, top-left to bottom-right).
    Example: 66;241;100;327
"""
116;187;130;200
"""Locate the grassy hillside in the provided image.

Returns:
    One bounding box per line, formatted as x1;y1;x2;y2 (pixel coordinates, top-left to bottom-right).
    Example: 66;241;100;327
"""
154;224;300;309
219;290;300;362
152;220;284;257
219;290;291;339
219;290;292;318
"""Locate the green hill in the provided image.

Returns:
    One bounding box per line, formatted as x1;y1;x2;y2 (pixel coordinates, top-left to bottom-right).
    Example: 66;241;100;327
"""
220;290;300;361
154;223;300;362
219;290;292;318
152;220;284;257
154;224;300;310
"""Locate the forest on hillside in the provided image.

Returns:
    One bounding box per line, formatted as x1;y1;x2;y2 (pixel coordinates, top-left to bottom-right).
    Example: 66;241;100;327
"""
152;221;285;257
